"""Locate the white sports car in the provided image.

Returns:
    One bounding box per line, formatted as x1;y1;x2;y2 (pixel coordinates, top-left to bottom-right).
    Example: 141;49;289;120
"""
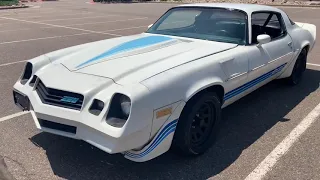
13;3;316;162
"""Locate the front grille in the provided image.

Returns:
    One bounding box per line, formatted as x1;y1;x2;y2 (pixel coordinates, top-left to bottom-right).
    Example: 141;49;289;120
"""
39;119;77;134
35;79;84;110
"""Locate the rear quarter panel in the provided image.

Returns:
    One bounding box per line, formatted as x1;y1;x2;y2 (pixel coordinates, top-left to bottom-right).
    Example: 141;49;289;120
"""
278;11;316;79
290;23;316;52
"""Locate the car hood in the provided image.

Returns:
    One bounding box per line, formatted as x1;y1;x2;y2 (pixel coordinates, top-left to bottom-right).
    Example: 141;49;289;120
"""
55;33;237;85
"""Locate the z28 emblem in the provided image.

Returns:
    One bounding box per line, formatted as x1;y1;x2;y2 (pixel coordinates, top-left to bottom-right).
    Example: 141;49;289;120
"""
60;96;79;104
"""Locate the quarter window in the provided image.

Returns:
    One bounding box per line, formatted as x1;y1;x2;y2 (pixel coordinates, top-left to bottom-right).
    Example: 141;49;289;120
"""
289;18;295;25
251;12;286;44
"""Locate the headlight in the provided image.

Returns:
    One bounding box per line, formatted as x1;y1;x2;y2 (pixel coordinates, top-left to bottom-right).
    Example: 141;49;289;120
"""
120;95;131;118
20;62;33;85
106;93;131;128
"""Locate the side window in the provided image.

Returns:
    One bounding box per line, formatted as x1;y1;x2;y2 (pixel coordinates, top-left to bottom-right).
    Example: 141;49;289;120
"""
268;14;281;29
251;12;286;44
252;13;269;26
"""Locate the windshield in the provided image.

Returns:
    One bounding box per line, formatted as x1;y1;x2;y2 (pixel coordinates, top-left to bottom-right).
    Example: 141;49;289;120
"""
147;7;248;45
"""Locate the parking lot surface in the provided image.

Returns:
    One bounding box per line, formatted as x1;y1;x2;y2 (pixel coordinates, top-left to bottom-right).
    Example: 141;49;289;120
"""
0;1;319;180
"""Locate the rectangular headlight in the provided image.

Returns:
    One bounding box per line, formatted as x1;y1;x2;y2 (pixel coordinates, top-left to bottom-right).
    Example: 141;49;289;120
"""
106;93;131;128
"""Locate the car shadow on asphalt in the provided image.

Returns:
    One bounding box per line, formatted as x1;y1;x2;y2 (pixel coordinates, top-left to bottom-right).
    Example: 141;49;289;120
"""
30;68;320;180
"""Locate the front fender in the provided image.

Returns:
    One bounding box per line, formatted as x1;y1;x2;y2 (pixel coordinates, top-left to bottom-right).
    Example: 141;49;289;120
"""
45;43;91;63
185;78;224;102
141;54;227;145
17;55;51;85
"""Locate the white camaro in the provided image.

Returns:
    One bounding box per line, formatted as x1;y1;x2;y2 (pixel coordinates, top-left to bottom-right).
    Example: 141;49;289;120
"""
13;3;316;162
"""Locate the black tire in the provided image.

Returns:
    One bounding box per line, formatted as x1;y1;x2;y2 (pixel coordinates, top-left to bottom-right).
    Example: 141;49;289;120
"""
286;49;307;85
171;92;222;156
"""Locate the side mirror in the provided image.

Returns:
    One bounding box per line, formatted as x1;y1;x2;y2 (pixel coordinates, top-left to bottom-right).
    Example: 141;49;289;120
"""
257;34;271;45
148;24;153;29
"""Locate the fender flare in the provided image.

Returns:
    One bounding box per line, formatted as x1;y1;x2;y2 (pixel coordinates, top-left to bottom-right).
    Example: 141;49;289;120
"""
185;78;225;103
278;44;309;79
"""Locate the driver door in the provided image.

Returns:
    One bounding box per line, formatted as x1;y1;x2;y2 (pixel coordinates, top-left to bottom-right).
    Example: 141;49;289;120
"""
245;11;294;89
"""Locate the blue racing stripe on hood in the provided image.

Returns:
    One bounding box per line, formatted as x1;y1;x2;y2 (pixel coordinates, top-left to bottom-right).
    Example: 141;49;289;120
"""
76;35;173;68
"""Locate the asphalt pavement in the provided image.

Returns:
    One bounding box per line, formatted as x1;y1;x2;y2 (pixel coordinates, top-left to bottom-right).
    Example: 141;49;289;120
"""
0;1;319;180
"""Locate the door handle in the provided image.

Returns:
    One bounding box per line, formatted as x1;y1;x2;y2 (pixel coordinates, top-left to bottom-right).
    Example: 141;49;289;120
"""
288;42;295;52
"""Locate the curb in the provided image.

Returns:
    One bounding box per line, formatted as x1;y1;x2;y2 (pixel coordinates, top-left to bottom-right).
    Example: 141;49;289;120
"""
140;1;320;7
270;4;320;7
0;5;29;10
0;156;16;180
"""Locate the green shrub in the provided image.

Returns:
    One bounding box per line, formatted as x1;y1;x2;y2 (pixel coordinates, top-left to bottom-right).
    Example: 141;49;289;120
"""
0;0;18;6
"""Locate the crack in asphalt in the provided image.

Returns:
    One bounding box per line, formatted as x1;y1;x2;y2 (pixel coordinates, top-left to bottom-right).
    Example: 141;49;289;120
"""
0;155;16;180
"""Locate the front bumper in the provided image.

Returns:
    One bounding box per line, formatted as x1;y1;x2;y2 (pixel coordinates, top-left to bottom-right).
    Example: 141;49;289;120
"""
13;83;152;154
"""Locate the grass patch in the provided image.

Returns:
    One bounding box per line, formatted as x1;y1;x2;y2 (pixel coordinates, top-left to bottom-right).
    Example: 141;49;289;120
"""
0;0;19;6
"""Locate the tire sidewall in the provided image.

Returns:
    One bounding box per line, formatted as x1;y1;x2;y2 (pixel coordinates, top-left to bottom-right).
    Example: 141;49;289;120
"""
289;49;307;85
174;92;222;155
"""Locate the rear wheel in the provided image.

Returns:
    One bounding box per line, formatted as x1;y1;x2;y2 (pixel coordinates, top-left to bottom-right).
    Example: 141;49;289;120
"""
286;49;307;85
171;92;222;156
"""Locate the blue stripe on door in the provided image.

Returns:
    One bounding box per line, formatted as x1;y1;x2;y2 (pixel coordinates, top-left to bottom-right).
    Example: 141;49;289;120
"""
224;63;287;101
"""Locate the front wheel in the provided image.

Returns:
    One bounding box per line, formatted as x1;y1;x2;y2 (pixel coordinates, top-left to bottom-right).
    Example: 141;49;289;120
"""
171;92;222;156
286;49;307;85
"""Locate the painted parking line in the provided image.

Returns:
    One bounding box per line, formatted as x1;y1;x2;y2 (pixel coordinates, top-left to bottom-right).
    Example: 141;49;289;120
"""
0;12;96;25
0;28;32;33
307;63;320;67
0;25;147;46
69;17;149;26
279;6;320;10
0;32;92;45
0;60;28;67
0;16;121;37
38;15;119;22
104;25;147;32
245;102;320;180
0;111;29;123
18;12;94;19
0;10;72;17
0;17;148;33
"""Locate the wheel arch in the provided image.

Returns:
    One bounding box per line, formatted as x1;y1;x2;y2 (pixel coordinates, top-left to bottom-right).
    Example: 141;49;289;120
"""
278;44;309;79
301;42;310;53
172;82;224;156
302;44;310;53
186;81;225;105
